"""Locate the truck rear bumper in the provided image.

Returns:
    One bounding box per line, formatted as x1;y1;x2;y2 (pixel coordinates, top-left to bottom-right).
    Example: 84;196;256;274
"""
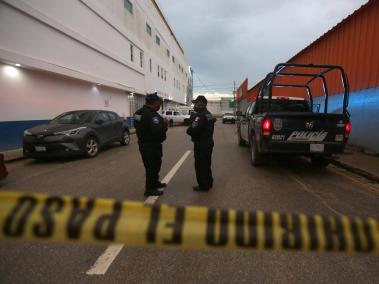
261;141;346;156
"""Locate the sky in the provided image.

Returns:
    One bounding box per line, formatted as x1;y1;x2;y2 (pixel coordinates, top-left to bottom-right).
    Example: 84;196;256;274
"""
155;0;368;99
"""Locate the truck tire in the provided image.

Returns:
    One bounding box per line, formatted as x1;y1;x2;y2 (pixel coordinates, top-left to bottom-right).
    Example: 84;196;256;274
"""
238;129;246;147
250;136;263;166
311;156;330;168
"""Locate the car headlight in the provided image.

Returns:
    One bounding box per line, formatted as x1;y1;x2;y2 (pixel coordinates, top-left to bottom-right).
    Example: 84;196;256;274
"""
54;127;87;136
24;130;32;136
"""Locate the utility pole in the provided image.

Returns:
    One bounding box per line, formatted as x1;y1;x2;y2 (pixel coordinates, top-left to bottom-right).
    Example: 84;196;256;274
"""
233;80;236;114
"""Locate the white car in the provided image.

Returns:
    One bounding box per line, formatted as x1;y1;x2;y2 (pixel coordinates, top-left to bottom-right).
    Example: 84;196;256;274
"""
162;110;190;126
222;113;236;124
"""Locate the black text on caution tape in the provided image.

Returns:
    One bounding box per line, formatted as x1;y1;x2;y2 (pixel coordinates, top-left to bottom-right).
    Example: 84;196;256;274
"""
0;191;378;254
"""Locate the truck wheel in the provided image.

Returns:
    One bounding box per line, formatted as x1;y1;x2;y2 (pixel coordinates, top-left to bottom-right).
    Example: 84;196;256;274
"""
311;156;330;168
250;136;263;166
238;129;246;147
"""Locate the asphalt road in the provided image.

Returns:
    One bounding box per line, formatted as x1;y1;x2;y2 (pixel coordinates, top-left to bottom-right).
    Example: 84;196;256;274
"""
1;122;378;284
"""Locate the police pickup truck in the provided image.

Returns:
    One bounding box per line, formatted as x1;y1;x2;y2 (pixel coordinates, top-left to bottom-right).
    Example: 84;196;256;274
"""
237;63;351;168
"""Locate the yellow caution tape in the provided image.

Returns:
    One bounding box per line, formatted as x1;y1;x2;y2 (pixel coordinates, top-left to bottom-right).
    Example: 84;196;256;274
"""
0;190;378;254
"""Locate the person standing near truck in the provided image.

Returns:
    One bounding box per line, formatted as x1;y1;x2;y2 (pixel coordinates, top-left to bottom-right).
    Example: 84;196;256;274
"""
186;95;215;191
134;93;168;197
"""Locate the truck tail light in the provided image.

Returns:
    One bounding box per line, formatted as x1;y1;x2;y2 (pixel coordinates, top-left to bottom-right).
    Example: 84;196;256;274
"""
262;119;272;135
345;121;351;135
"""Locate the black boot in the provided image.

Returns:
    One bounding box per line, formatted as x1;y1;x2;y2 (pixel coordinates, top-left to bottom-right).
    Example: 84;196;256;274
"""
144;189;163;197
155;182;167;189
193;186;210;192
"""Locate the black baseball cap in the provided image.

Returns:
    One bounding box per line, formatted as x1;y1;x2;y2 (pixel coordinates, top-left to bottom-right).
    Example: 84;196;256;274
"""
192;95;208;104
145;92;163;104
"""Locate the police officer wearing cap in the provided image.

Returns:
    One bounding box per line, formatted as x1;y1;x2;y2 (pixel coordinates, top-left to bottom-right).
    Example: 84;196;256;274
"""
134;93;168;197
186;95;215;191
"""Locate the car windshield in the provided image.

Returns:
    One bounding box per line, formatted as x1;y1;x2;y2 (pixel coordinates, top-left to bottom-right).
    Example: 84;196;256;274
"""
259;99;310;112
50;111;92;125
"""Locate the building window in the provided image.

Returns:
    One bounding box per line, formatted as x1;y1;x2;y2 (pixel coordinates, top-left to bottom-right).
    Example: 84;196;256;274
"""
124;0;133;14
172;56;175;63
149;58;152;73
158;65;160;77
156;35;160;46
140;51;143;68
130;44;134;62
164;71;167;81
167;49;170;57
161;67;163;79
146;23;152;36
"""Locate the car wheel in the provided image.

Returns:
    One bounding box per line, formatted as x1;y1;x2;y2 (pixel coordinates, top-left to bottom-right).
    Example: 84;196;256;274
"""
120;130;130;146
311;156;330;168
85;136;99;158
250;135;263;166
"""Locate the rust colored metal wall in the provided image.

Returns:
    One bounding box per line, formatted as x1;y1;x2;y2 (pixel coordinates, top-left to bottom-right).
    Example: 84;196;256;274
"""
288;0;379;94
241;0;379;101
236;78;248;103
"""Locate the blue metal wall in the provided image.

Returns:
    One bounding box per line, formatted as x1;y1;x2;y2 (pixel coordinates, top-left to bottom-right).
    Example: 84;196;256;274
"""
0;120;49;152
315;87;379;154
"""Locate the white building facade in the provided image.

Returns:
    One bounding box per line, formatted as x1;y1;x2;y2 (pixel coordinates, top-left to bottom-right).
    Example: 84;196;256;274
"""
0;0;192;151
206;98;235;116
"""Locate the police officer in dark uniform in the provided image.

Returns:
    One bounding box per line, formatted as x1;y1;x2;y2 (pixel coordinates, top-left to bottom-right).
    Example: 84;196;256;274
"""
186;95;215;191
134;93;168;197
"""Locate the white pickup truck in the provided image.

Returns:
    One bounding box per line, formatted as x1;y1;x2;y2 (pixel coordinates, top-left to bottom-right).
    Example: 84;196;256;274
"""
161;110;191;126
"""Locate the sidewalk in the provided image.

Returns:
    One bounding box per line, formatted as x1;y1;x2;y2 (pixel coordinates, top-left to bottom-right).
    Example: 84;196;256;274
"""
331;146;379;183
2;128;136;162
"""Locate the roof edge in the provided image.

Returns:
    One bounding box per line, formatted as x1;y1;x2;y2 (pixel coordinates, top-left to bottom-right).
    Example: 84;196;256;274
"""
288;0;372;62
151;0;185;55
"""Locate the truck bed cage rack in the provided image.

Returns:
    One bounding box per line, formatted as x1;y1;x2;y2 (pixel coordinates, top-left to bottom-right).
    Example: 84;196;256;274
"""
257;63;349;114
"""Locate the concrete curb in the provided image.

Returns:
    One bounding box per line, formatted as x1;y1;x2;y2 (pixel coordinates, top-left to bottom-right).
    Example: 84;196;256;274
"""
2;129;136;163
330;158;379;183
3;149;24;163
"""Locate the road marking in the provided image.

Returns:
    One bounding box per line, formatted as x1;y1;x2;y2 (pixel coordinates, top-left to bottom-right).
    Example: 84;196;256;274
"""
287;172;343;216
86;150;191;275
86;245;124;275
144;150;191;205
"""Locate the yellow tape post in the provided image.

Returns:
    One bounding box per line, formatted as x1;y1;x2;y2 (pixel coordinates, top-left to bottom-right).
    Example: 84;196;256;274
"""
0;191;378;254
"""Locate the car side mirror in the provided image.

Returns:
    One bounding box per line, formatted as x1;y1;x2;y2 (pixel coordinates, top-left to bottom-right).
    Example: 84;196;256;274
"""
236;111;243;116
